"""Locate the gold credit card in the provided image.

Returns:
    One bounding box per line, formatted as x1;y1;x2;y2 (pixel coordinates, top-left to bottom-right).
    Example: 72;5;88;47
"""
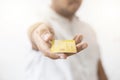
51;40;77;53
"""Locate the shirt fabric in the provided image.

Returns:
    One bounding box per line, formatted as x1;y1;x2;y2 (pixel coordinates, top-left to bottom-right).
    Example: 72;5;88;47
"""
25;7;100;80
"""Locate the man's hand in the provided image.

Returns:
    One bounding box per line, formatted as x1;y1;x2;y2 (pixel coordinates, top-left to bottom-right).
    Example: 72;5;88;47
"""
30;23;88;59
66;34;88;57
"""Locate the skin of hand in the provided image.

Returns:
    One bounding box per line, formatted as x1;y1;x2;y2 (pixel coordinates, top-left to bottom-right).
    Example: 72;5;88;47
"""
29;23;88;59
98;60;108;80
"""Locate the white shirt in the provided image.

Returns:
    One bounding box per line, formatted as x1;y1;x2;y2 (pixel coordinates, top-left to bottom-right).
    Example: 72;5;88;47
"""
25;7;100;80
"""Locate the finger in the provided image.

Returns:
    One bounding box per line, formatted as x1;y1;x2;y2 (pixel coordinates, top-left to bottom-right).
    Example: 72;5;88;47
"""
32;30;50;51
43;49;68;59
41;32;54;48
76;34;83;44
74;34;83;44
76;42;88;52
36;23;54;43
48;53;67;59
43;50;60;59
41;32;54;42
66;53;76;57
48;53;60;59
73;34;78;40
57;53;68;59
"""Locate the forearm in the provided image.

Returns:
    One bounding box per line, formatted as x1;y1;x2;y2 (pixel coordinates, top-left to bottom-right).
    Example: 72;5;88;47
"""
98;60;108;80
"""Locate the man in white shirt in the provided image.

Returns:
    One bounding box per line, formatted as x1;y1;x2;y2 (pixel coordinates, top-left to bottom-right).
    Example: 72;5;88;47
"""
26;0;108;80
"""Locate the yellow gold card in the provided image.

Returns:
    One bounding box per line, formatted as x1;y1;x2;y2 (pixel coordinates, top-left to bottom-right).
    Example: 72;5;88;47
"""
51;40;77;53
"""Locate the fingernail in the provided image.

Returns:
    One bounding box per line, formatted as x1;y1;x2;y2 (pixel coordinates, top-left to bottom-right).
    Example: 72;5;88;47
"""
60;56;65;59
41;33;49;41
60;55;68;59
82;44;88;49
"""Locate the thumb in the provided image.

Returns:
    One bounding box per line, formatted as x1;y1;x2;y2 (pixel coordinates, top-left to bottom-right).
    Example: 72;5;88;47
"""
41;32;54;42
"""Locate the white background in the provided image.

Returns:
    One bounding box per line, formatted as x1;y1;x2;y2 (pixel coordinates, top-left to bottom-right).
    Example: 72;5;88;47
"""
0;0;120;80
